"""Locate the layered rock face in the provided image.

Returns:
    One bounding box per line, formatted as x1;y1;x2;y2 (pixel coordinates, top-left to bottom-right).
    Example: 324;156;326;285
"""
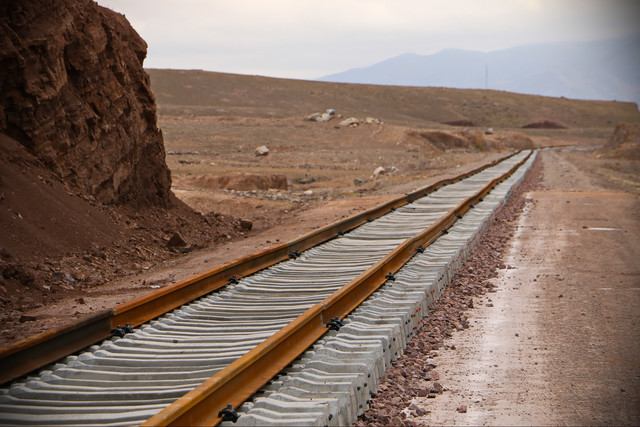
0;0;172;206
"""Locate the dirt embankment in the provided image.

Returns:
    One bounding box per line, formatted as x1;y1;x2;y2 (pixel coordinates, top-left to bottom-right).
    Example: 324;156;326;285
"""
0;0;244;345
522;120;567;129
406;129;535;152
188;173;288;191
598;122;640;159
147;69;640;129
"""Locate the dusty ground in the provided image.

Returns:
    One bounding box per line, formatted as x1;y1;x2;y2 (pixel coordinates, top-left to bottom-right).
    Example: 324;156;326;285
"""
358;148;640;426
3;109;639;427
160;114;528;231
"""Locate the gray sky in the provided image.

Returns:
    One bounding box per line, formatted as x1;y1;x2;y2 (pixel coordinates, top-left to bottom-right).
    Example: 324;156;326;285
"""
96;0;640;80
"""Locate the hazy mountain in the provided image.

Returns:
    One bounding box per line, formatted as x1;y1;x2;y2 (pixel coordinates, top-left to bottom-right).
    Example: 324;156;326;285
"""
318;36;640;107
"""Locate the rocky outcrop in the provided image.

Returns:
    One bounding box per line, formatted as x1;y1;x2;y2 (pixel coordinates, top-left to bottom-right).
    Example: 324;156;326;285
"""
307;109;336;122
0;0;172;206
339;117;360;127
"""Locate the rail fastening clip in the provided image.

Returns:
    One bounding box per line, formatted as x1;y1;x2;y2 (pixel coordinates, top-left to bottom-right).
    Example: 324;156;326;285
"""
110;323;134;338
326;317;344;331
218;404;239;423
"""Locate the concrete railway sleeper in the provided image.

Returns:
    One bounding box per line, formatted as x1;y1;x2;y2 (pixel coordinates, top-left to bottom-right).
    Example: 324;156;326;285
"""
0;151;534;426
0;152;515;386
226;152;537;426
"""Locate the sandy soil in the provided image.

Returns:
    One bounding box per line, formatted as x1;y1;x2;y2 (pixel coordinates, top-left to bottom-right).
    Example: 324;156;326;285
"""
358;147;639;426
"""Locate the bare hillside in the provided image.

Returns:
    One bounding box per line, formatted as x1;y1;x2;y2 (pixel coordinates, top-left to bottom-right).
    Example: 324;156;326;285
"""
147;68;640;234
147;69;640;128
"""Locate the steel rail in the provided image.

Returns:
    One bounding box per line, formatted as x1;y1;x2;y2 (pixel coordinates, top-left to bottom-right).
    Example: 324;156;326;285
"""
144;151;532;426
231;152;538;425
0;152;516;386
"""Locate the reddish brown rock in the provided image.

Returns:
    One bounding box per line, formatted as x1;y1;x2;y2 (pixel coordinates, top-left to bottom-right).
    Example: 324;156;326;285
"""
0;0;171;207
167;232;188;249
239;219;253;231
0;0;249;348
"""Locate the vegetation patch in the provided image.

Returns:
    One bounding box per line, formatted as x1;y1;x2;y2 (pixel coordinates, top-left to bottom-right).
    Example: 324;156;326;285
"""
442;120;477;127
522;120;567;129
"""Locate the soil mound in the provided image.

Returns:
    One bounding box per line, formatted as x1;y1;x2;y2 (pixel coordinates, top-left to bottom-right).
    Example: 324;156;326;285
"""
0;132;246;344
404;129;535;152
0;134;119;261
522;120;567;129
192;173;288;191
409;130;484;151
484;132;535;151
0;0;171;207
598;122;640;159
442;120;477;127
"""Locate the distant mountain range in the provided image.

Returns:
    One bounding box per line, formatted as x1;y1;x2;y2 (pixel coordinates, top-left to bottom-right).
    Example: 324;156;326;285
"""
318;35;640;107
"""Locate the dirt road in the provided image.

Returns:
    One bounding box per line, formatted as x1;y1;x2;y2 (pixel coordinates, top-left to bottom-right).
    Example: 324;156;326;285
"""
417;148;640;425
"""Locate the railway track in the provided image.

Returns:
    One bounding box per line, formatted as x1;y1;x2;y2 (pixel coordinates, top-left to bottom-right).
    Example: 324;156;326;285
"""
0;150;534;426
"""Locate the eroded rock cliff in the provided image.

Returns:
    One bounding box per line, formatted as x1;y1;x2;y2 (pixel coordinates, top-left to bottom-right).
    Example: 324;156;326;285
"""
0;0;171;206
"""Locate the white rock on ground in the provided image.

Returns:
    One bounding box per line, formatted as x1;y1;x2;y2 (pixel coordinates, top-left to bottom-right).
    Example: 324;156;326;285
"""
373;166;386;178
255;145;269;156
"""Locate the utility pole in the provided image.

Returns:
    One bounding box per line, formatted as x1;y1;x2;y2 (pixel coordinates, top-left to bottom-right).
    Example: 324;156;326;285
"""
485;64;488;90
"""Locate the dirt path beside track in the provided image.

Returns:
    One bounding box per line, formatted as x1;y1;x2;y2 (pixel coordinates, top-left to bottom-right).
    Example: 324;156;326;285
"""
420;148;640;425
358;148;640;426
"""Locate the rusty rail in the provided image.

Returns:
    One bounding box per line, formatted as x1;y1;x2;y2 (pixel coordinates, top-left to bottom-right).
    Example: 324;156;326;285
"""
143;151;532;426
0;152;516;386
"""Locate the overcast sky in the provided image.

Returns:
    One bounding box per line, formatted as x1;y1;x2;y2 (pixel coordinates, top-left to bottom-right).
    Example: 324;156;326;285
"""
96;0;640;80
